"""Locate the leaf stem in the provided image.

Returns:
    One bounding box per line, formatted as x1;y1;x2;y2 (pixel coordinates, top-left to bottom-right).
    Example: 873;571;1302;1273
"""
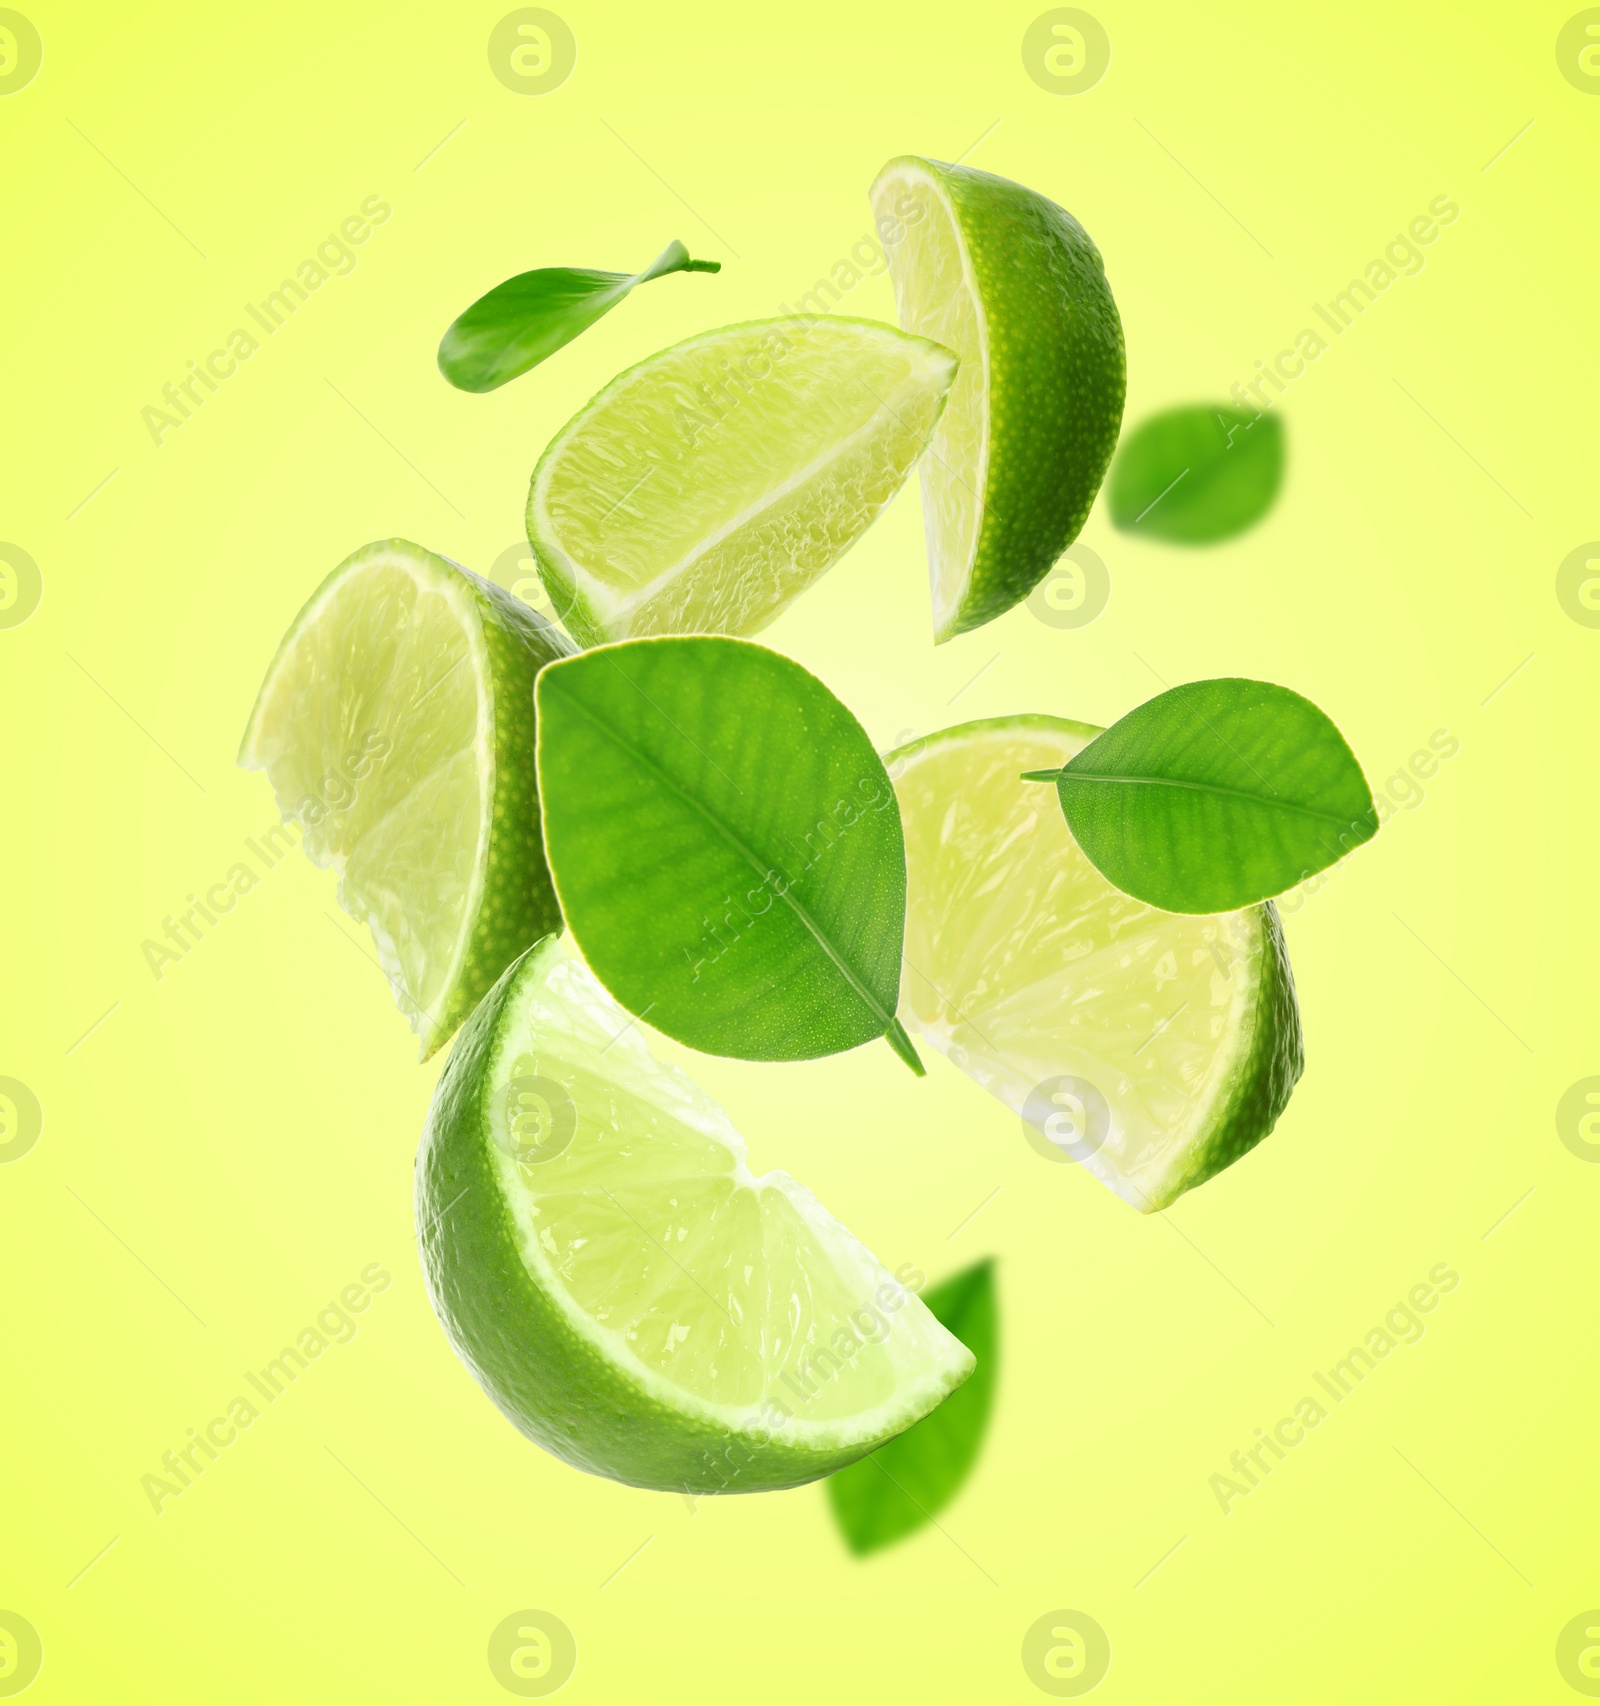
1019;769;1062;783
883;1018;926;1077
640;241;722;283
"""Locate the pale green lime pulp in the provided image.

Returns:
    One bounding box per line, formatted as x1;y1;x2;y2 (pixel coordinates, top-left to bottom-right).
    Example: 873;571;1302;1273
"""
417;940;974;1491
890;717;1302;1211
526;317;957;644
239;539;569;1056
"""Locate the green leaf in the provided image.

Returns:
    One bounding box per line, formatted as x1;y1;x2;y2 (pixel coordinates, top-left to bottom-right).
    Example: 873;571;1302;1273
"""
535;635;923;1072
826;1259;997;1555
1024;678;1377;913
1109;404;1284;544
437;240;720;393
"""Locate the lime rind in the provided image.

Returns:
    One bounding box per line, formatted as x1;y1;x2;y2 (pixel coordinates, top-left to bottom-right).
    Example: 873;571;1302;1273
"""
1159;898;1302;1206
872;157;1126;642
417;939;974;1491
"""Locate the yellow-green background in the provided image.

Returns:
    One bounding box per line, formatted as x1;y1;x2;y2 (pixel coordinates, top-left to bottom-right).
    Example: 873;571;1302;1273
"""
3;0;1595;1698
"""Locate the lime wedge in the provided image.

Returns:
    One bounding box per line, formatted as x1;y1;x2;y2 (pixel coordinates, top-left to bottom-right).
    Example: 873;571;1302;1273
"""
417;938;974;1491
239;539;571;1057
870;157;1125;642
889;717;1302;1210
526;316;957;644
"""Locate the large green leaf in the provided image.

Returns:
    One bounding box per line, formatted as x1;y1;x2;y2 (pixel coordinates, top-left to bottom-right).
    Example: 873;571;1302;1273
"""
437;241;719;393
1109;404;1284;544
1023;678;1377;913
535;635;922;1071
826;1259;997;1555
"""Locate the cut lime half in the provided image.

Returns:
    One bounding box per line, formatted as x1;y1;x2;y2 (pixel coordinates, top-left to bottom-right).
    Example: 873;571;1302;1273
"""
889;716;1302;1210
526;316;957;644
417;938;974;1491
239;539;571;1057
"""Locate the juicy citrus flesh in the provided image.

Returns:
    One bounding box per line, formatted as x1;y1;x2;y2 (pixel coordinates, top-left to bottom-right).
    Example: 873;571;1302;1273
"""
241;542;490;1041
420;940;974;1490
889;717;1301;1211
870;164;987;636
239;540;567;1056
527;317;957;644
871;157;1126;642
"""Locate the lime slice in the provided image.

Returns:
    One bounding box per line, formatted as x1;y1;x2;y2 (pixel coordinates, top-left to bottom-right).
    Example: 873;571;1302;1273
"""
417;937;974;1491
889;717;1302;1211
870;157;1125;642
526;316;957;644
239;539;572;1058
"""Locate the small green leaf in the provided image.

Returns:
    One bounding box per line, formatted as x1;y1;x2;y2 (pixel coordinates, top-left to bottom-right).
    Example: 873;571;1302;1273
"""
535;635;922;1072
1109;404;1284;544
826;1259;997;1555
1027;678;1377;913
438;240;720;393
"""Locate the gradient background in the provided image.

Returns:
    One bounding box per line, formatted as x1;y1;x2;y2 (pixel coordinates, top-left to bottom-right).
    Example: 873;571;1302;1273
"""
3;1;1597;1699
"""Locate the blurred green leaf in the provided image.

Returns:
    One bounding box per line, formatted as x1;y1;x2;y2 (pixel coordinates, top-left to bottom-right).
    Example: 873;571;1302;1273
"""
437;240;719;393
826;1258;997;1554
1109;404;1284;544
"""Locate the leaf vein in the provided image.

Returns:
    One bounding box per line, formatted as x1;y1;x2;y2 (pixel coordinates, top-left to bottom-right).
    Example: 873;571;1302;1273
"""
1060;768;1362;829
547;680;898;1033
